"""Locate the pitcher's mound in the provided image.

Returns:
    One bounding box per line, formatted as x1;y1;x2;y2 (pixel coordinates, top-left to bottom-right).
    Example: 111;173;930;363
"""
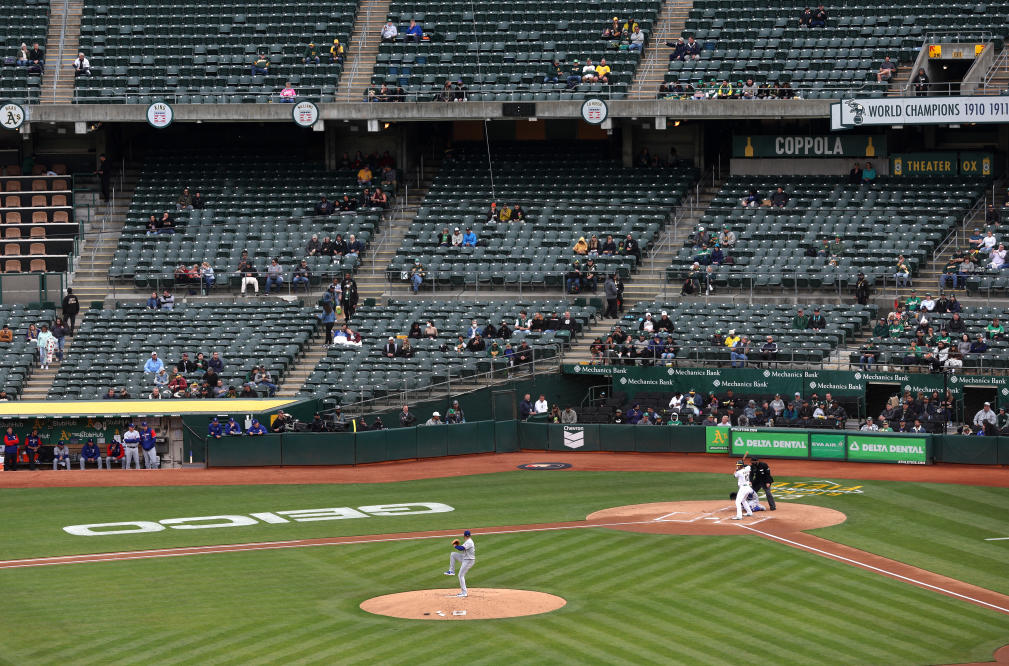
587;500;845;535
360;588;566;620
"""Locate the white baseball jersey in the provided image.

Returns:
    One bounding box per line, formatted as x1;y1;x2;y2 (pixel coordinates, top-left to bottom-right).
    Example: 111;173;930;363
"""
734;466;751;488
460;537;475;560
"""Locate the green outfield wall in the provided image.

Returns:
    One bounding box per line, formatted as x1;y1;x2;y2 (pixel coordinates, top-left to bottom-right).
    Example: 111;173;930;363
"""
193;422;1009;467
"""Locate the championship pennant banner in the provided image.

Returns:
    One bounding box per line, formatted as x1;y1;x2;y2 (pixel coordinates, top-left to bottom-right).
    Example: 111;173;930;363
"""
831;96;1009;129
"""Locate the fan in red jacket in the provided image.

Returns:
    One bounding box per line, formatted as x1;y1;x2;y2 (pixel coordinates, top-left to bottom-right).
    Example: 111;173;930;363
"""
106;440;125;470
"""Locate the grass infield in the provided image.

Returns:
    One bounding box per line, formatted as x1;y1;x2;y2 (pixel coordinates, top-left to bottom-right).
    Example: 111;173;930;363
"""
2;471;1008;664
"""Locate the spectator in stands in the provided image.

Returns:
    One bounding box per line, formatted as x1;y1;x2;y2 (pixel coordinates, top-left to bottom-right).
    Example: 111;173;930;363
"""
760;336;778;366
913;68;929;96
176;187;193;211
566;61;583;89
595;59;611;84
989;243;1008;271
894;255;911;287
740;78;758;99
811;4;828;26
357;163;373;187
72;52;91;76
157;289;174;310
292;260;311;293
28;42;44;71
405;19;423;42
157;211;175;233
667;37;687;61
809;308;826;329
0;324;11;343
462;227;477;247
862;162;877;184
303;42;320;65
251;53;269;76
770;187;789;208
629;26;645;50
238;252;258;295
543;60;563;84
254;365;277;396
582;59;599;82
409;261;425;293
799;7;813;25
330;38;345;64
381;20;398;42
280;82;297;102
153;368;168;387
264;258;284;294
730;336;749;368
424;411;443;425
16;43;28;66
974;402;998;430
144;351;164;376
684;36;701;60
876;56;897;83
602;17;622;39
859;338;878;370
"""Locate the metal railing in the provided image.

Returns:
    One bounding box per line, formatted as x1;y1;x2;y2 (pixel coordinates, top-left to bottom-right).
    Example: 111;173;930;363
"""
341;0;374;100
318;346;563;418
51;0;70;104
931;196;984;265
982;46;1009;91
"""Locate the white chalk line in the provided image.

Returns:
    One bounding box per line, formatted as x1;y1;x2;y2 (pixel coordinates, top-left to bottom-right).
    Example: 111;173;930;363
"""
653;511;682;521
0;519;677;569
738;524;1009;616
984;537;1009;541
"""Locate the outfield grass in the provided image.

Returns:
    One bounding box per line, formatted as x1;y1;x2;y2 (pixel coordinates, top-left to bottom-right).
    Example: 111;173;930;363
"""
3;529;1008;665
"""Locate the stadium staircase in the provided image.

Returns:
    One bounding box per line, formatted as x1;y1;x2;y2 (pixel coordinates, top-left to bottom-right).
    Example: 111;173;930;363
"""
69;163;140;304
621;177;721;302
40;0;83;104
353;156;439;300
20;311;88;399
630;0;695;99
885;66;912;97
337;0;391;101
276;328;329;398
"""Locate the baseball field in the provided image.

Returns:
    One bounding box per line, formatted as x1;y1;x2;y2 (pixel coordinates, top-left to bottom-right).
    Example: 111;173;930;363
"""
2;452;1008;665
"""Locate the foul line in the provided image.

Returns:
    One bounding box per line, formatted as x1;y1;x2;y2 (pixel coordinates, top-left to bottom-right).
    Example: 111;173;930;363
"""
0;519;666;569
985;537;1009;541
738;524;1009;616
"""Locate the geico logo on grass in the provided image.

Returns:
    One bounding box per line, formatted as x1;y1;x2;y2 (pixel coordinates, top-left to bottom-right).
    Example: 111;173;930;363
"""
63;502;454;537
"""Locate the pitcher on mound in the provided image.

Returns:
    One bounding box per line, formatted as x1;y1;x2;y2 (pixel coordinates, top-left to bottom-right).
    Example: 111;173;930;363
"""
444;530;475;597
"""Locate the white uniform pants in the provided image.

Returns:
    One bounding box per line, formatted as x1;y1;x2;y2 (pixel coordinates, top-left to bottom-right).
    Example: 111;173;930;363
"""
241;276;259;293
142;447;158;469
123;446;140;469
736;485;754;518
449;553;475;595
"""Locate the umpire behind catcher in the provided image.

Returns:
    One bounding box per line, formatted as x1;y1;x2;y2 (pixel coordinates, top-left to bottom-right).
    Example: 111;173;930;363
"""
749;457;776;510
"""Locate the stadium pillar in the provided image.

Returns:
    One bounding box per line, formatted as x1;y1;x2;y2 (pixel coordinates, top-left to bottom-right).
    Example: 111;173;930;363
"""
621;121;633;167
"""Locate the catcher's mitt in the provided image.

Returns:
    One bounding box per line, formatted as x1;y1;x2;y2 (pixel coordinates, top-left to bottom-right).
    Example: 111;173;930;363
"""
452;539;460;546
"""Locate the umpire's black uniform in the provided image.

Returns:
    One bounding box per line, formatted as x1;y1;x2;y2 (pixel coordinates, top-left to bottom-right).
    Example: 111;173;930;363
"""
750;458;776;510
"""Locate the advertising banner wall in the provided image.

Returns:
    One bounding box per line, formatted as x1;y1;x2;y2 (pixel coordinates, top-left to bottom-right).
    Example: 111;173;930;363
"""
730;428;810;458
846;434;928;464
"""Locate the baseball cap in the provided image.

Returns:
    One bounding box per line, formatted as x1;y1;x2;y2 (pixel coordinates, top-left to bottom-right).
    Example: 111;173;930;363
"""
464;530;471;536
432;411;440;417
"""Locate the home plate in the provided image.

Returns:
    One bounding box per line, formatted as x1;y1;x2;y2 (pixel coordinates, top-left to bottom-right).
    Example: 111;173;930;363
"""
586;501;845;536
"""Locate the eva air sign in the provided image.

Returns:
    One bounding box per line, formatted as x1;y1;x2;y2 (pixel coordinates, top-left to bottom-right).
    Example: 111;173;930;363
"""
847;435;927;464
730;429;809;459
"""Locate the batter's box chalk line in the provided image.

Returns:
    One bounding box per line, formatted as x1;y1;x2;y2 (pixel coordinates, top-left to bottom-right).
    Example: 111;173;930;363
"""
652;506;738;523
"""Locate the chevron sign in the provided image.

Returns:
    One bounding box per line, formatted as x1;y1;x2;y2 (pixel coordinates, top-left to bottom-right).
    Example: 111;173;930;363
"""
563;426;585;449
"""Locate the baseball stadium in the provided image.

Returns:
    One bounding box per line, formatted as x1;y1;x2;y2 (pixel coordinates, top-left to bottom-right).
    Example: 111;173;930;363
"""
2;0;1009;662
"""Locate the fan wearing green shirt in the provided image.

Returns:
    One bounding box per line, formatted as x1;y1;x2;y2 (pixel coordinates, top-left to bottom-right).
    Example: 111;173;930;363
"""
986;318;1005;340
905;292;921;311
792;308;810;330
872;318;888;338
888;321;905;338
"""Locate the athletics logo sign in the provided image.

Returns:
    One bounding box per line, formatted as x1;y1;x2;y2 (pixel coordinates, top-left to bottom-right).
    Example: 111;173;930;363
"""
0;102;25;130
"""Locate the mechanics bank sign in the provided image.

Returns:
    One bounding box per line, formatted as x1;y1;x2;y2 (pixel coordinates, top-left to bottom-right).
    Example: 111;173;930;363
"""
64;502;453;536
